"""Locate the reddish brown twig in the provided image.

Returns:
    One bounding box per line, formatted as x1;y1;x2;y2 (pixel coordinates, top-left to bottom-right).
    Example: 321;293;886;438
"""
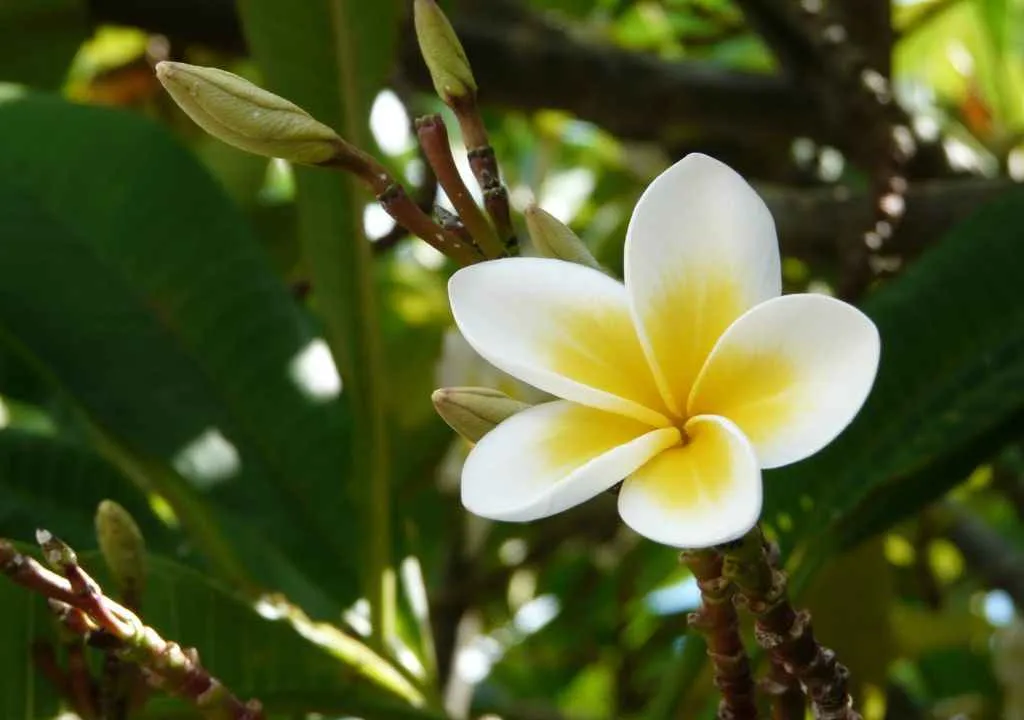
320;139;483;266
2;535;265;720
372;142;439;255
415;113;505;258
722;528;860;720
680;549;758;719
435;205;475;248
448;94;519;255
762;656;806;720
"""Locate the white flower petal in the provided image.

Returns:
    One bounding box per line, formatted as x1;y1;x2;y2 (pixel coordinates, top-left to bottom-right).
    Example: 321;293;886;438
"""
689;294;880;469
449;257;671;426
617;415;761;548
625;154;781;415
462;401;680;521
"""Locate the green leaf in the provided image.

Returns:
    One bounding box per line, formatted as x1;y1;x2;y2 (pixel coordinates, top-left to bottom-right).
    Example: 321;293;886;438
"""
766;186;1024;575
0;0;86;89
0;347;49;407
0;429;175;553
0;552;435;718
0;577;59;720
238;0;402;648
0;96;359;614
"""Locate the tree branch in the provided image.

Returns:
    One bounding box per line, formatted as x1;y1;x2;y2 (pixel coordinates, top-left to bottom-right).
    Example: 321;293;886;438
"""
935;503;1024;608
86;0;821;151
761;177;1017;263
81;0;1006;262
836;0;893;76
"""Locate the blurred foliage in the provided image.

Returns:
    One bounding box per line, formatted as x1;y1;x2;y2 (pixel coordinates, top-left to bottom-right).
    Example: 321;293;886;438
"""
0;0;1023;719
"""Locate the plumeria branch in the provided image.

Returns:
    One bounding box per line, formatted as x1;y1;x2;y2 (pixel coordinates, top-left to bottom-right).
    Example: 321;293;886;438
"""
721;527;860;720
680;549;759;719
414;0;518;257
762;657;806;720
319;141;484;265
155;60;483;267
451;94;518;256
0;533;265;720
415;113;505;258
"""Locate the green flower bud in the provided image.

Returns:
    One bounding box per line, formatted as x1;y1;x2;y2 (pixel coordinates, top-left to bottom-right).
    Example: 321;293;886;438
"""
155;61;343;164
432;386;530;442
95;500;146;601
414;0;477;102
36;529;76;569
525;204;602;270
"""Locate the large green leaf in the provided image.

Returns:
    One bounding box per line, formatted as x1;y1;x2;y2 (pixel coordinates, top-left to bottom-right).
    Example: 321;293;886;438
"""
0;429;175;552
0;551;435;719
0;577;59;720
0;96;359;614
0;339;51;407
237;0;403;646
765;186;1024;574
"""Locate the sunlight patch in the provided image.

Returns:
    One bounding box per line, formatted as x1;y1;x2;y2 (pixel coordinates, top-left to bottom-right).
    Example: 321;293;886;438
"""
400;556;430;621
370;89;413;156
411;241;446;270
365;202;396;240
172;428;241;488
289;338;342;402
985;590;1015;626
646;575;700;615
455;636;503;683
537;168;595;223
343;598;372;637
512;594;560;634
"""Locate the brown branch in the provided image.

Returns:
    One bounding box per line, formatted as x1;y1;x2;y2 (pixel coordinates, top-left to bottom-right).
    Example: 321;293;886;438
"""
415;113;503;257
836;0;893;77
2;535;265;720
82;0;1006;265
934;503;1024;608
373;128;440;255
760;177;1017;264
447;93;518;255
762;657;806;720
84;0;822;152
418;5;821;149
320;141;483;265
722;527;861;720
680;549;758;719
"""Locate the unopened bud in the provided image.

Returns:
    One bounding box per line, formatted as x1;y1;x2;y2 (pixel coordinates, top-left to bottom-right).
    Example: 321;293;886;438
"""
432;386;529;442
155;61;343;165
95;500;146;601
414;0;477;102
525;205;602;270
36;528;76;569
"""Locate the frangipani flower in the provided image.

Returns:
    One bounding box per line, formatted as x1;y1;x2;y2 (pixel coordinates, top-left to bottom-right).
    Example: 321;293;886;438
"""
447;154;880;548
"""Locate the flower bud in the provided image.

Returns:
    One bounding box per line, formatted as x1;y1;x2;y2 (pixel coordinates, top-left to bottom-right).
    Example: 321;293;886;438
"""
95;500;146;601
36;528;76;569
155;61;343;164
414;0;477;102
432;386;529;442
525;204;602;270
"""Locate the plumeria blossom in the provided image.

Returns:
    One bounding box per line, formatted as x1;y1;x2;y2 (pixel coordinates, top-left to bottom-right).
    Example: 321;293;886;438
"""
447;154;880;548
